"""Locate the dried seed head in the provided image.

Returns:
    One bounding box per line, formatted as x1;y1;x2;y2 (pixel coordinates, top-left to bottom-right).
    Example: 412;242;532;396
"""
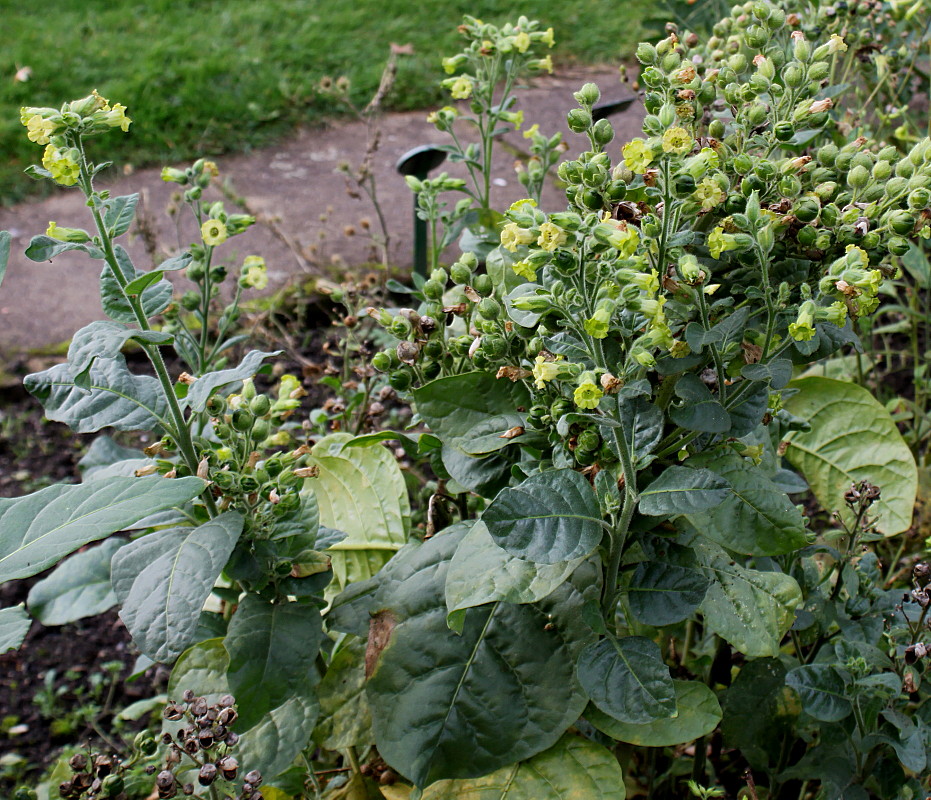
182;690;196;703
914;562;931;585
197;729;215;749
244;770;263;786
219;756;239;781
219;694;236;708
218;707;238;726
199;764;218;786
182;784;195;796
190;697;208;717
69;754;88;772
225;732;240;747
163;703;185;721
94;754;113;777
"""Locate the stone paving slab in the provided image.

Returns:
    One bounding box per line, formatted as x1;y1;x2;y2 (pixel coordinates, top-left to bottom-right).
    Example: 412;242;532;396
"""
0;66;644;356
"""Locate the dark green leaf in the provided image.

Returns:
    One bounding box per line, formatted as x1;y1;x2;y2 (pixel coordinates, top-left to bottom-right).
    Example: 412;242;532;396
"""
544;333;591;364
413;373;530;455
111;512;243;662
638;466;731;516
669;374;730;433
25;355;172;433
697;542;802;657
367;528;597;787
314;637;372;750
103;194;138;237
67;321;172;390
587;680;721;746
25;235;102;262
726;380;770;437
225;595;323;728
445;521;582;629
741;359;792;390
186;350;282;412
612;396;663;466
27;538;125;625
440;444;513;498
628;561;709;626
786;664;852;722
0;605;31;654
236;693;319;781
100;246;172;324
484;469;604;564
0;476;205;583
686;454;808;556
577;636;676;723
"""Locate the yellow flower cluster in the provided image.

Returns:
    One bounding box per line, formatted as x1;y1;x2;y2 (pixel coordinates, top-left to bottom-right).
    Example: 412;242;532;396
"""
41;143;80;186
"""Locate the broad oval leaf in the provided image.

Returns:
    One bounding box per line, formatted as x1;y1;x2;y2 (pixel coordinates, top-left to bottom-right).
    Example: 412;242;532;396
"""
103;193;139;238
224;595;323;728
367;527;597;788
100;246;173;324
168;638;230;699
483;469;604;564
445;521;582;629
0;476;205;582
669;374;731;433
638;466;731;517
577;636;676;724
697;541;802;657
313;636;373;750
111;512;244;662
25;355;172;433
686;454;808;556
27;538;125;625
0;605;31;654
440;444;513;498
786;664;852;722
413;372;530;455
421;733;626;800
304;433;410;594
613;396;664;467
628;560;709;626
586;680;722;746
235;693;319;782
67;321;171;389
783;377;917;535
25;235;102;262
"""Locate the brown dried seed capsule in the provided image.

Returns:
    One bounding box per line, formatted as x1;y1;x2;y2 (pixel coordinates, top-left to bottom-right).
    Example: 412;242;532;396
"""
214;725;227;738
163;704;185;721
198;730;215;749
183;785;195;796
145;766;157;775
161;732;174;744
69;754;88;772
379;769;398;786
205;707;219;722
218;694;235;708
219;756;238;781
58;780;74;798
182;689;195;702
225;732;240;746
199;763;218;786
71;773;92;791
914;562;931;584
218;707;237;726
183;739;199;755
191;697;208;716
94;755;113;777
244;770;263;786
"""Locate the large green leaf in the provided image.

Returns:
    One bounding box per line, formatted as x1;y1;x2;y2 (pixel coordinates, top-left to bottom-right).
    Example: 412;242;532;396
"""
25;235;103;261
224;595;323;728
314;636;373;750
697;542;802;657
366;527;597;788
111;512;243;662
421;733;626;800
786;664;852;722
483;469;604;564
783;377;918;535
304;433;410;593
686;454;808;556
445;520;583;630
168;638;230;698
27;538;125;625
440;444;513;498
638;466;731;517
186;350;281;411
413;373;530;455
627;558;709;627
586;680;722;746
24;355;172;434
0;605;31;654
613;396;664;467
67;321;171;390
577;636;676;724
103;193;139;238
235;693;319;781
0;476;205;582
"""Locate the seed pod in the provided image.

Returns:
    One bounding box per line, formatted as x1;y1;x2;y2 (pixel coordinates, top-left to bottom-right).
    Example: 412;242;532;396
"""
198;729;215;749
244;770;263;786
94;755;113;777
156;771;177;797
163;703;185;721
218;707;238;726
219;756;239;781
69;754;88;772
199;764;218;786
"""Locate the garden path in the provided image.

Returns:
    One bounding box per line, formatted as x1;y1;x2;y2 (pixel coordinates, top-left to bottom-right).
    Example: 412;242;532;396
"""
0;66;644;355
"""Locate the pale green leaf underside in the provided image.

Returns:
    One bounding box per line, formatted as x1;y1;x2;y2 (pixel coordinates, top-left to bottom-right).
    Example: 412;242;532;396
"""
0;605;31;654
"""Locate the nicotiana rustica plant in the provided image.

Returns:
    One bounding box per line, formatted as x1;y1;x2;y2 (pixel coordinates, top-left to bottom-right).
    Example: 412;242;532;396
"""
1;5;930;800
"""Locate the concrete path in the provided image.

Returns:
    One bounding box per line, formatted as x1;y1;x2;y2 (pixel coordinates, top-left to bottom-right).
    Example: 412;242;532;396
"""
0;66;644;357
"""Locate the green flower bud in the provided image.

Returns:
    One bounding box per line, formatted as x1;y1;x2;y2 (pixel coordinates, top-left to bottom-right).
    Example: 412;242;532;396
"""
567;108;592;133
636;42;658;65
450;262;472;285
250;394;271;416
773;121;794;142
472;274;493;296
888;211;916;234
576;428;601;452
372;351;393;372
793;198;820;223
389;369;412;391
895;159;914;178
430;267;448;284
709;119;726;138
389;316;412;338
747;104;768;126
808;62;829;81
180;291;200;311
847;165;870;190
660;52;682;72
231;408;254;432
477;297;502;319
793;36;811;62
784;64;805;88
423;339;445;359
797;225;818;247
887;236;910;256
733;153;754;175
423;279;444;300
592;119;614;146
908;188;931;209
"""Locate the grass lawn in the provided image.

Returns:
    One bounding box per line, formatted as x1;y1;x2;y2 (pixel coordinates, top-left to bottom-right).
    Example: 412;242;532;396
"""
0;0;663;204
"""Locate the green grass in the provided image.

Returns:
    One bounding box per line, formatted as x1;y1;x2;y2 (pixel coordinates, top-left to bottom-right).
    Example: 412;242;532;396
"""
0;0;663;204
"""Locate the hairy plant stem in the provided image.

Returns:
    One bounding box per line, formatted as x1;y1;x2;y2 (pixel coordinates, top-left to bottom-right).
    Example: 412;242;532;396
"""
78;144;218;517
602;422;639;623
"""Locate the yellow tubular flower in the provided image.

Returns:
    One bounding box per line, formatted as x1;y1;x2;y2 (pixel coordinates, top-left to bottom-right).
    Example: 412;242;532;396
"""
537;221;567;251
201;219;228;247
42;144;81;186
622;139;654;174
450;76;473;99
25;115;55;145
661;127;693;156
573;380;603;409
500;222;534;252
511;260;537;281
514;31;531;53
532;354;562;388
